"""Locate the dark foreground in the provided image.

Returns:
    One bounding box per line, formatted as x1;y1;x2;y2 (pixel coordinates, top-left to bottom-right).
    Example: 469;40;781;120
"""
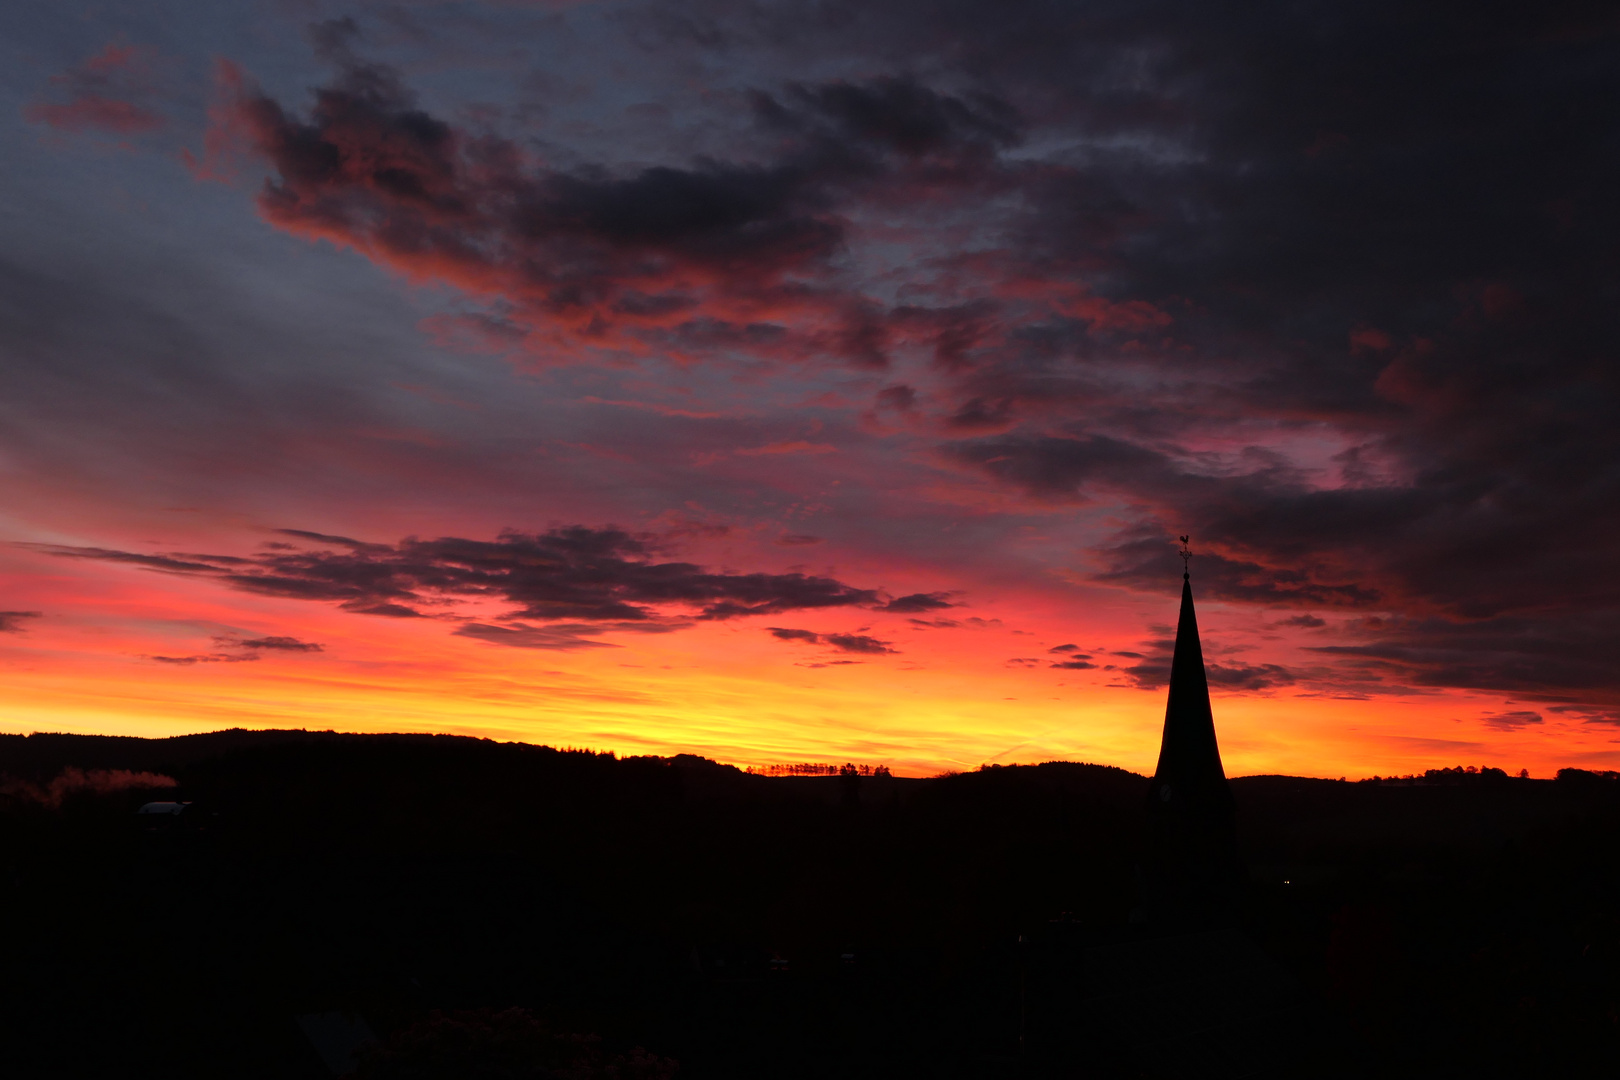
1;730;1617;1078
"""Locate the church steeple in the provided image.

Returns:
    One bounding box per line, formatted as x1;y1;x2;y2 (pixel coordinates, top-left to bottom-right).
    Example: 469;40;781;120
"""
1139;537;1240;925
1148;547;1233;816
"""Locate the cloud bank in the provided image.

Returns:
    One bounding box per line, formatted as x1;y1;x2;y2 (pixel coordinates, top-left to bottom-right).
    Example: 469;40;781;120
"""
30;526;899;650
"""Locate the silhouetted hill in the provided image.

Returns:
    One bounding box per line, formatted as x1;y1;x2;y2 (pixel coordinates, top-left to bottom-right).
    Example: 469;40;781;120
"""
1;732;1617;1077
0;727;374;779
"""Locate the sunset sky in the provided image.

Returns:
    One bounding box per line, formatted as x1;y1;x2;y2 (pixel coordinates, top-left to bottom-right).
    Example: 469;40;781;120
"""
3;2;1618;777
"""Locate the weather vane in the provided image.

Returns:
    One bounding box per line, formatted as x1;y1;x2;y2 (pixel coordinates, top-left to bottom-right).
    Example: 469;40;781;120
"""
1178;534;1192;577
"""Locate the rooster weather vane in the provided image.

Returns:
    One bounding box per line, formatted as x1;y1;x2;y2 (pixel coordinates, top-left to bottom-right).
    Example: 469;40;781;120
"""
1178;535;1192;578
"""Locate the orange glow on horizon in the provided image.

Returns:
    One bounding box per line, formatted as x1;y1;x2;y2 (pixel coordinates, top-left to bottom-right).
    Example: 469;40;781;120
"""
3;538;1609;780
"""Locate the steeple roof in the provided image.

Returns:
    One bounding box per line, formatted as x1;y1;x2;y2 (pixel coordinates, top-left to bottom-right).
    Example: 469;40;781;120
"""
1148;571;1233;818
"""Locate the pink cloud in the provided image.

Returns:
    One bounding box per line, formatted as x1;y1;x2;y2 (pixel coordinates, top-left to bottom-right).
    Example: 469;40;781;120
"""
735;440;838;456
25;42;165;135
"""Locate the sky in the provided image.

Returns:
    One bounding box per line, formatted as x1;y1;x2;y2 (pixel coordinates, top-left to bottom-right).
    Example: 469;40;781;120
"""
2;1;1618;778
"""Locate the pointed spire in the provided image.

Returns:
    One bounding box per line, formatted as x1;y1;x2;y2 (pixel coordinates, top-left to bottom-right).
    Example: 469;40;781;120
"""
1148;569;1232;813
1139;538;1240;926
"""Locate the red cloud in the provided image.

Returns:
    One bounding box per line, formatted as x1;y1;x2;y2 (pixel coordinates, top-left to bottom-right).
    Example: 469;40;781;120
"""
25;42;165;135
186;40;1217;454
195;57;863;368
190;47;1049;375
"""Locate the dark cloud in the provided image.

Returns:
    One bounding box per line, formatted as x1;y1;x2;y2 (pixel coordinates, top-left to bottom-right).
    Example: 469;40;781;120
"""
1305;612;1620;707
717;2;1620;714
246;528;876;621
1482;710;1544;729
822;633;896;655
1277;615;1326;629
949;414;1620;713
225;635;323;652
1206;663;1296;692
36;527;893;645
0;611;42;633
878;592;955;613
274;529;380;549
1094;531;1383;609
200;38;1026;372
154;633;325;664
452;622;623;651
1120;648;1296;692
768;76;1020;160
343;603;426;619
202;51;845;358
1120;657;1172;689
943;433;1175;503
1115;633;1299;693
1045;643;1096;670
150;653;259;665
875;384;916;413
766;627;897;654
22;546;236;574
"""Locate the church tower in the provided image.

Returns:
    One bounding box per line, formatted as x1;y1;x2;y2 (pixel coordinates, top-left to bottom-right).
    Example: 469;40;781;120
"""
1139;538;1241;926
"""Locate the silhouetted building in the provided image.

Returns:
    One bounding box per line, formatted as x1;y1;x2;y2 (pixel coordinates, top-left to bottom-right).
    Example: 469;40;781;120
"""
1032;557;1347;1076
1138;564;1243;927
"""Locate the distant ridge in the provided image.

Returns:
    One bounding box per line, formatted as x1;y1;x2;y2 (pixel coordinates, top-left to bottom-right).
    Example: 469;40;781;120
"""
0;728;526;780
0;728;1150;786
